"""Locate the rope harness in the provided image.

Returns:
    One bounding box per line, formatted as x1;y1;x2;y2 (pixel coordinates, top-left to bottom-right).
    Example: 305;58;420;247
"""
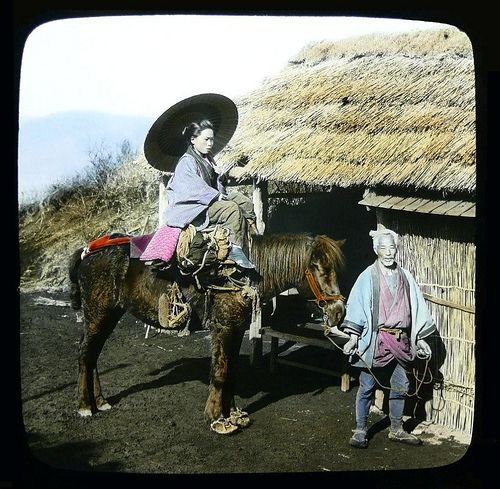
323;328;433;398
304;268;345;308
158;282;192;329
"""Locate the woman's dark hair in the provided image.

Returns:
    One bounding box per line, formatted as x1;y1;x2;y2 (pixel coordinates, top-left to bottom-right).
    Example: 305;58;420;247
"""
182;119;214;141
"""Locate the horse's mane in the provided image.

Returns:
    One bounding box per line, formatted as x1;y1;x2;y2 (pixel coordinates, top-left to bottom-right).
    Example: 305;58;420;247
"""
312;234;346;272
250;233;344;298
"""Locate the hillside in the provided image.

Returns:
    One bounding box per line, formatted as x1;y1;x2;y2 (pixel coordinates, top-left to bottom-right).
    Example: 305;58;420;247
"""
18;111;153;204
18;153;162;292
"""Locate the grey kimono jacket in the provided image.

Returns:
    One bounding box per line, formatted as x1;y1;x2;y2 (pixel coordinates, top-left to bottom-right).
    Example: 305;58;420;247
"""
163;147;225;230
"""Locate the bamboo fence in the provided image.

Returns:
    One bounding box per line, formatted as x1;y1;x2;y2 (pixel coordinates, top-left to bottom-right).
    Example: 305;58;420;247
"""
381;213;475;435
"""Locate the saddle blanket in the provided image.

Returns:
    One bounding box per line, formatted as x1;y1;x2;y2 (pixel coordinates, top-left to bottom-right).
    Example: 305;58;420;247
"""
136;225;182;262
82;225;182;264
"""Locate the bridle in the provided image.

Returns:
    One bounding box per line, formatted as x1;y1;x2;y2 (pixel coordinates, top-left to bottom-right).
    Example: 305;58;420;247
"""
305;268;345;309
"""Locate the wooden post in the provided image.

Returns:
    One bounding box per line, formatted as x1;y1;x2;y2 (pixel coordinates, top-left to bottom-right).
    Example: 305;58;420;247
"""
269;336;279;373
341;355;351;392
250;333;263;368
158;173;170;227
249;304;263;368
374;389;384;411
249;178;268;367
252;178;268;235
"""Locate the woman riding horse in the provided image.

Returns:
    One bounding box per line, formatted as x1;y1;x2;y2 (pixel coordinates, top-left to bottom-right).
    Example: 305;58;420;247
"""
70;93;346;434
143;93;257;269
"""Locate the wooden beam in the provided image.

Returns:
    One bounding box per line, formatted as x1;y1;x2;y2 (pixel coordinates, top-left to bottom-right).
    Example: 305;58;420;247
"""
422;293;475;314
259;327;342;350
158;174;170;227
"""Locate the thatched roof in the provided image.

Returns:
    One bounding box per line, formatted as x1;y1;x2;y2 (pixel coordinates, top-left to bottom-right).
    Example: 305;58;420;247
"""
217;26;475;195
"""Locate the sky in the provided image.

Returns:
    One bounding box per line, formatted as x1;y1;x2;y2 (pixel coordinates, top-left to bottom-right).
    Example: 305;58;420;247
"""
19;14;448;120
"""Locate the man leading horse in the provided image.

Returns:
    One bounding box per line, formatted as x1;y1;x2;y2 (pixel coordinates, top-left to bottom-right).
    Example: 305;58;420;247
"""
328;226;436;448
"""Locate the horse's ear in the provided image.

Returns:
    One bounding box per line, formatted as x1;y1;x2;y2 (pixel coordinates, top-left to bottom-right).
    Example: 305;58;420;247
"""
337;238;346;247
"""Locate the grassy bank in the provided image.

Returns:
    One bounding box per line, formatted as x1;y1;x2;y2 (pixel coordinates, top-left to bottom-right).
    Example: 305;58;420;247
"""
18;153;162;292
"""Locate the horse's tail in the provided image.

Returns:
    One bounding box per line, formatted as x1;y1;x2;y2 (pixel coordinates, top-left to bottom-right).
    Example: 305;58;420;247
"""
69;247;84;310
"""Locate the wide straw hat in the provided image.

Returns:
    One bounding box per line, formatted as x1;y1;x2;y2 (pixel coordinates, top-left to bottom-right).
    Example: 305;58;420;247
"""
144;93;238;172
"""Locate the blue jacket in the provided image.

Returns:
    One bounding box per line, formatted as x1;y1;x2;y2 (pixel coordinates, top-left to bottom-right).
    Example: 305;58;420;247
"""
341;261;436;368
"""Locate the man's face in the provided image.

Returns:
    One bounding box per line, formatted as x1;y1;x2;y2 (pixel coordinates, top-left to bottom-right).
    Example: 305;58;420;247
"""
376;235;397;269
191;128;214;155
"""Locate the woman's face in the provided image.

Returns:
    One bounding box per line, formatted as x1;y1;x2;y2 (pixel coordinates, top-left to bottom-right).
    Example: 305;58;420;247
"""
191;128;214;155
375;235;397;269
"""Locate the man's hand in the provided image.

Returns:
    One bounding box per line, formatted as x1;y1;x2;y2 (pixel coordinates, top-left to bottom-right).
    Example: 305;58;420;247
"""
343;335;358;355
416;339;432;359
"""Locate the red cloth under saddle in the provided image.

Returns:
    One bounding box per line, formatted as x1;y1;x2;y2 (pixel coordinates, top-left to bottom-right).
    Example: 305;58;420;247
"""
85;234;131;254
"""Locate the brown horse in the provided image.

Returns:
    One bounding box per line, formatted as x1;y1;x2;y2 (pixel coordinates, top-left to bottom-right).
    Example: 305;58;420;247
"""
69;232;345;433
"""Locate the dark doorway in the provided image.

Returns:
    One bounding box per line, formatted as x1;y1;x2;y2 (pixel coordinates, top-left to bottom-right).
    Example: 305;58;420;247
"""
267;187;376;294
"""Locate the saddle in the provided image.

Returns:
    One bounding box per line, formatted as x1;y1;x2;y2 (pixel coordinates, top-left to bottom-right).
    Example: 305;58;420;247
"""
176;225;231;275
81;226;231;277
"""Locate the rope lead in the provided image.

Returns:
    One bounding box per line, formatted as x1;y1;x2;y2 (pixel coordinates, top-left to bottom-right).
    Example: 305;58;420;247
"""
323;328;433;397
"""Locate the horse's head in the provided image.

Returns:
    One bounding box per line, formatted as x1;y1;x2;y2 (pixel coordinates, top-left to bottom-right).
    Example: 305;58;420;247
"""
305;235;346;327
251;233;346;325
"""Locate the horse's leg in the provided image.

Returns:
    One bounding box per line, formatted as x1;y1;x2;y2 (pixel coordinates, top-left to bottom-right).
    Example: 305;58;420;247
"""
77;307;123;416
205;321;232;423
225;326;245;414
227;326;251;428
93;367;111;411
205;291;253;433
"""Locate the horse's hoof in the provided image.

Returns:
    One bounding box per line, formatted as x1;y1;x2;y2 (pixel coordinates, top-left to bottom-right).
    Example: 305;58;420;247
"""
210;417;240;435
77;408;93;417
229;408;251;428
97;402;112;411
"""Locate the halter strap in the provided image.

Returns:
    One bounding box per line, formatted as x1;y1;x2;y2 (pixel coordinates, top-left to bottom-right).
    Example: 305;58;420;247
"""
305;268;345;307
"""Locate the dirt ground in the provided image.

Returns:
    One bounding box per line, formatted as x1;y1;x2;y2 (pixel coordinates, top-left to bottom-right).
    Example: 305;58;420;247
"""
12;289;486;487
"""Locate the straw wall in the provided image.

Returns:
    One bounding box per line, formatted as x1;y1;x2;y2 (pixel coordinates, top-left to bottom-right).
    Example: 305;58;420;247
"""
379;210;475;435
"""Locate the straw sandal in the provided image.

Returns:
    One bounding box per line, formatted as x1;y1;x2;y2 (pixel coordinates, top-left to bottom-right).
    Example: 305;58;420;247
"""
210;417;240;435
229;408;251;428
388;429;422;445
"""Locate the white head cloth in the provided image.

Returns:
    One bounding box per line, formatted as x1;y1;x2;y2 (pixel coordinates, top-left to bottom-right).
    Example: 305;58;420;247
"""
369;225;399;251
